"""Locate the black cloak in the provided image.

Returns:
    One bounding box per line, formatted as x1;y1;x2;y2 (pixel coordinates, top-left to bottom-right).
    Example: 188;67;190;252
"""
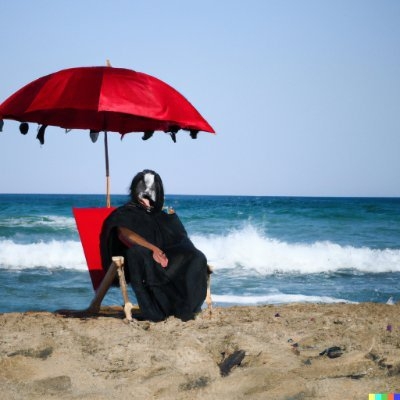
100;202;208;322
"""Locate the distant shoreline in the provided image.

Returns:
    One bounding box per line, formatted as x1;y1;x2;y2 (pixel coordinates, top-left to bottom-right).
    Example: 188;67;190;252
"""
1;193;399;199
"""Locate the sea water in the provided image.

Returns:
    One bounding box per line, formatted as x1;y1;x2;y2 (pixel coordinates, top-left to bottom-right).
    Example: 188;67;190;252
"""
0;194;399;312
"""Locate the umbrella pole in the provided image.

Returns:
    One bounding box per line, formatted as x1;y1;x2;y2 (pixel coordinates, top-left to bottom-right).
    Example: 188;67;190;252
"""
104;131;111;207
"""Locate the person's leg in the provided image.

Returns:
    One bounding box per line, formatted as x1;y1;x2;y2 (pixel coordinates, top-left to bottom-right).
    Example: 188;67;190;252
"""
165;248;208;320
184;250;208;313
125;246;167;322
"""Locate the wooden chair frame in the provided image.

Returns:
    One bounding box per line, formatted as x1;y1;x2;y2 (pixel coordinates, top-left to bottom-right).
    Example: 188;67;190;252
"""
58;207;212;321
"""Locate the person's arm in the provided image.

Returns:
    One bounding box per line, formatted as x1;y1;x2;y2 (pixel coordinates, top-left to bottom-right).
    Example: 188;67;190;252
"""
117;227;168;268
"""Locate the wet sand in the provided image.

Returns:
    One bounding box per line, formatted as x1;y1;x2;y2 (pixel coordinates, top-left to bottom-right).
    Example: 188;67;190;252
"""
0;303;399;399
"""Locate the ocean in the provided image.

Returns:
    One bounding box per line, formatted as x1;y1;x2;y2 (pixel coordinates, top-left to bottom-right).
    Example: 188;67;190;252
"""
0;194;399;313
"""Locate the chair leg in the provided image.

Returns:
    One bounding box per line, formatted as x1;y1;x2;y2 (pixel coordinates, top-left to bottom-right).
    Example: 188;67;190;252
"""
206;264;213;317
57;256;135;320
56;258;119;317
112;256;134;322
86;259;119;313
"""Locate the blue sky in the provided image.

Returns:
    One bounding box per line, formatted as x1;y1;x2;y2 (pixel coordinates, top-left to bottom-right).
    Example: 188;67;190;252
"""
1;1;399;197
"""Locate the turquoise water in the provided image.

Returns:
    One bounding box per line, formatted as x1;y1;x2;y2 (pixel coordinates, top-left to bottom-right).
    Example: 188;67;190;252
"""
0;194;399;312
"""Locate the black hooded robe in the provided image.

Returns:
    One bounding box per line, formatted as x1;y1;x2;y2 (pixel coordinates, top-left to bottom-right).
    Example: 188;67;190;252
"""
100;203;208;321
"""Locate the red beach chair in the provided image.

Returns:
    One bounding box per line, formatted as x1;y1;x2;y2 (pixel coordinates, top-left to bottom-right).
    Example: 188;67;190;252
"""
69;207;213;321
73;207;115;290
71;207;136;320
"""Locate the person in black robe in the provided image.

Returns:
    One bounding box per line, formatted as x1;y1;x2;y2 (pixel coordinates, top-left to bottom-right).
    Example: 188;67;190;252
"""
100;169;208;322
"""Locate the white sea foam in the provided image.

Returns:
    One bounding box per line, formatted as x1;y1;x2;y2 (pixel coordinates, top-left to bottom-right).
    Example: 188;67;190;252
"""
0;239;86;270
0;215;76;230
1;224;400;274
212;293;356;305
191;225;400;275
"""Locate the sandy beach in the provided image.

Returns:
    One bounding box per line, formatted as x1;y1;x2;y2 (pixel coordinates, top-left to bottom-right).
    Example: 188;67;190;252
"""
0;302;399;399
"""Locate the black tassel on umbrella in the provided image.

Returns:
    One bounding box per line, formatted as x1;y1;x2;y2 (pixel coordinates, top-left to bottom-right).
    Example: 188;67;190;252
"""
19;122;29;135
36;125;47;145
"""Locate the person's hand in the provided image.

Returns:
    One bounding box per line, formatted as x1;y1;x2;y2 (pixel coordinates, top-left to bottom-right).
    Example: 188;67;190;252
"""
153;248;168;268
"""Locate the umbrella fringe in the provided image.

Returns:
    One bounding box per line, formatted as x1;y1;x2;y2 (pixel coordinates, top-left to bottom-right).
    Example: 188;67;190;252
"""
36;125;47;145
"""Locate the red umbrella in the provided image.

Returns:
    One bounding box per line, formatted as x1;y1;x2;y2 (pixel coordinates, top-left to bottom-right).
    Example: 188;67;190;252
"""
0;65;215;205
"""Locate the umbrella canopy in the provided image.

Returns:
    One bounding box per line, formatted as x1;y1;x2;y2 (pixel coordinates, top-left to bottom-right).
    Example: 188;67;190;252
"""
0;66;214;134
0;66;215;205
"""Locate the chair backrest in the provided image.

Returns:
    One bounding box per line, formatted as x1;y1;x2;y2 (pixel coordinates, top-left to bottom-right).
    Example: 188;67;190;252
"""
73;207;116;290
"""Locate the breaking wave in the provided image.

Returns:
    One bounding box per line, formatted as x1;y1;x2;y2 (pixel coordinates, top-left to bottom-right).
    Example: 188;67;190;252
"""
1;225;399;274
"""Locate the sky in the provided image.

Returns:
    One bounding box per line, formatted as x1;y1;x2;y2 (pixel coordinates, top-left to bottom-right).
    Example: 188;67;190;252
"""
0;0;399;197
